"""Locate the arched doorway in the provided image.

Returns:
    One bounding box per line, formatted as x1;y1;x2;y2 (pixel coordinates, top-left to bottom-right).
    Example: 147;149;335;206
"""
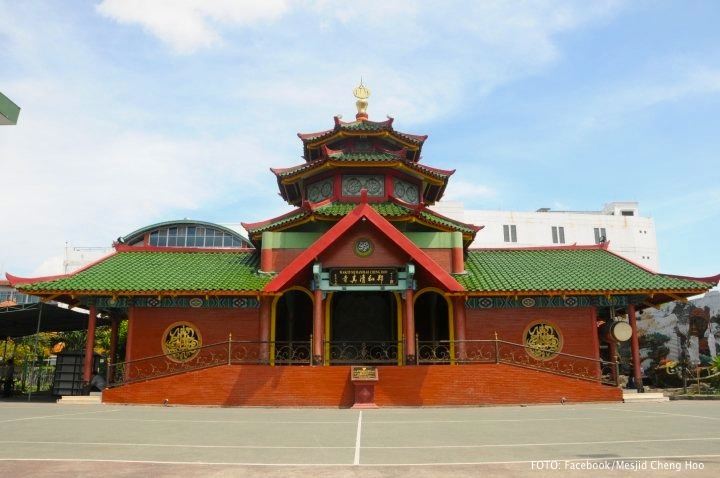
273;289;313;364
415;290;453;363
328;291;400;364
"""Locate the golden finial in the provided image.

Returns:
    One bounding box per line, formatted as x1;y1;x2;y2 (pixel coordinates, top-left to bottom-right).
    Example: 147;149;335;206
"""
353;78;370;120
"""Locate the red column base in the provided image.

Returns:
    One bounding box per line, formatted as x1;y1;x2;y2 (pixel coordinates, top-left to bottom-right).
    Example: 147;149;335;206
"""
351;381;379;409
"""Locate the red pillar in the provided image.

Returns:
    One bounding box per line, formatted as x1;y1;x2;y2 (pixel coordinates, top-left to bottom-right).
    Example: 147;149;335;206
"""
451;248;464;274
259;296;271;362
453;296;466;361
107;314;119;382
312;289;324;365
124;307;134;363
608;339;618;385
404;289;415;364
83;305;97;383
628;304;644;391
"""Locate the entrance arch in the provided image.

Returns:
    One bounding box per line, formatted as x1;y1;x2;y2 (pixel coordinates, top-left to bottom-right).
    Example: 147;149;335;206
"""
415;288;454;363
326;291;401;364
272;287;313;364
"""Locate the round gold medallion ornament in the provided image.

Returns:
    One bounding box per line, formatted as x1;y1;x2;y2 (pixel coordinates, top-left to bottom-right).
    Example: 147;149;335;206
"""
162;322;202;362
524;321;562;360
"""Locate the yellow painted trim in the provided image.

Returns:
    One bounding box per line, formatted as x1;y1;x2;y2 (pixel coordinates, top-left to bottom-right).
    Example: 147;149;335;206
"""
393;292;403;365
324;292;334;366
463;288;709;298
414;287;455;364
281;160;445;187
305;130;422;151
271;286;314;366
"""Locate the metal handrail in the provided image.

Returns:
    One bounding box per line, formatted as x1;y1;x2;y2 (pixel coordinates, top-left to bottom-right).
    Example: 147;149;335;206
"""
324;340;401;365
107;336;618;388
417;338;619;386
108;339;312;387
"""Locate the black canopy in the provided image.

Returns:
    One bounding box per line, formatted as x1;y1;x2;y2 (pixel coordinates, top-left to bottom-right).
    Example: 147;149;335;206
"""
0;303;109;338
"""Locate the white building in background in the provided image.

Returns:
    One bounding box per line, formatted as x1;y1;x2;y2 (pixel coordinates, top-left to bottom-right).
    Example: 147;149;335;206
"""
63;244;114;274
63;203;659;273
432;201;660;271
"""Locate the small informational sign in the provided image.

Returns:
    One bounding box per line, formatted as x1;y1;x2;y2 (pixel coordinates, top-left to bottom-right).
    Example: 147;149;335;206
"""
351;365;379;381
329;268;398;287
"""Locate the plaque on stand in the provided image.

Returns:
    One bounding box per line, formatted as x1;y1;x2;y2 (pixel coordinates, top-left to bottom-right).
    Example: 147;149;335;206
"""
350;366;379;409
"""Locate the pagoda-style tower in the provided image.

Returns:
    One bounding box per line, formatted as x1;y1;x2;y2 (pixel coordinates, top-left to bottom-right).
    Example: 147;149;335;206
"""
243;83;481;253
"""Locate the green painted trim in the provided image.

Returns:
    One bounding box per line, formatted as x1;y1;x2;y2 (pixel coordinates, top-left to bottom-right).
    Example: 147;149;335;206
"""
261;231;322;249
405;232;455;248
451;231;463;248
0;92;20;125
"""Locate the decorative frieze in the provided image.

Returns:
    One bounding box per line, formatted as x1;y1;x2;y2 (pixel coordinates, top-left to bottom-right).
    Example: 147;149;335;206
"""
91;296;260;309
465;295;627;309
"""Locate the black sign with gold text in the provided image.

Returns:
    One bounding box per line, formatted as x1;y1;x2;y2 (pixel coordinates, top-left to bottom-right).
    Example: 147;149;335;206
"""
329;268;398;287
351;366;379;381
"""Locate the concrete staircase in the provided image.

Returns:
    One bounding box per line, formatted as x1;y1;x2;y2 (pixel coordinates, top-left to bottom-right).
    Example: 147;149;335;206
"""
623;389;669;403
57;392;102;405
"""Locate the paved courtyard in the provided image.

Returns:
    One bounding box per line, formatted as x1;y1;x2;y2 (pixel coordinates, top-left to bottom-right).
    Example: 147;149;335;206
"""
0;400;718;476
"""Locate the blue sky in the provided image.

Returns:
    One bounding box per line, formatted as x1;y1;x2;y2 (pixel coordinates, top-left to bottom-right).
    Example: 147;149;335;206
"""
0;0;718;277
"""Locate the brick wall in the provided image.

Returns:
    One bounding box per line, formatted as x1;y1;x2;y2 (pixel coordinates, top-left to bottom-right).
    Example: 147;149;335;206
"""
466;307;599;358
103;363;621;406
129;307;261;360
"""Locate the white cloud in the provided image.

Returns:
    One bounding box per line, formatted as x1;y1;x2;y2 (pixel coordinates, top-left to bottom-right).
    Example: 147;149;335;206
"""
0;0;629;276
442;180;497;203
96;0;289;53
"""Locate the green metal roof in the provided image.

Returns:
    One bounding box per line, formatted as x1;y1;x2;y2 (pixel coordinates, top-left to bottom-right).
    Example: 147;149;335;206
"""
18;251;269;294
459;248;713;293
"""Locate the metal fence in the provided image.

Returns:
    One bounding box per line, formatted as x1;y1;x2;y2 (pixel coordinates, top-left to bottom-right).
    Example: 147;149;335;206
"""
417;338;618;386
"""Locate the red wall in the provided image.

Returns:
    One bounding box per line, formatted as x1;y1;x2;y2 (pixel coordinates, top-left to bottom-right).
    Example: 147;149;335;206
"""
263;224;454;274
466;307;599;359
103;363;621;406
320;223;409;267
127;307;260;361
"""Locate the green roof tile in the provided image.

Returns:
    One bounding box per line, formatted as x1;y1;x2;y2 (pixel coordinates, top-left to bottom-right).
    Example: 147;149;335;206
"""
459;249;712;293
315;201;412;217
419;211;476;234
247;202;477;236
19;251;269;293
327;151;399;162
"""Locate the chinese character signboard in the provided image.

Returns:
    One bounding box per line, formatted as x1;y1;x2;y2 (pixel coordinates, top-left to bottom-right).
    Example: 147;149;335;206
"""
329;268;398;287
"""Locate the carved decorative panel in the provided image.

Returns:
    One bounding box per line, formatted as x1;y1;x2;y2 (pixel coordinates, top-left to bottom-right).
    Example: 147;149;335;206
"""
307;178;334;202
393;178;419;204
342;175;384;197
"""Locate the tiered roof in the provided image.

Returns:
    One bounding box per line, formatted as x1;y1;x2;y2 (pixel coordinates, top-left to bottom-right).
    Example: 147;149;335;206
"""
242;199;481;244
298;116;427;161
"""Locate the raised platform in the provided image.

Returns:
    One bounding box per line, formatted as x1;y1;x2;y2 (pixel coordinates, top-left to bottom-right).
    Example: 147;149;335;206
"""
622;389;669;403
103;364;622;407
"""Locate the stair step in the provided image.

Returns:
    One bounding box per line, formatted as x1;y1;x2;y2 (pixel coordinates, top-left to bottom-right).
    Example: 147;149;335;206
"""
623;392;669;403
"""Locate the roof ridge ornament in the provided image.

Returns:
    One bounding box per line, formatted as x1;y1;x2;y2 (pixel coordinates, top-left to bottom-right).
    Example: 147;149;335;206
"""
353;79;370;121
